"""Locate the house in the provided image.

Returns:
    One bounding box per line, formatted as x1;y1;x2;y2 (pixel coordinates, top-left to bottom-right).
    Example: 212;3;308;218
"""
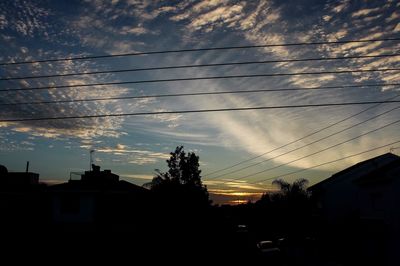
49;164;151;229
0;164;45;228
309;153;400;265
0;164;39;186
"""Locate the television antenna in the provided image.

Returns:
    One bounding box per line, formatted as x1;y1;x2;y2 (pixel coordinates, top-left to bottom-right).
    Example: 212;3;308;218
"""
89;149;95;171
390;146;399;153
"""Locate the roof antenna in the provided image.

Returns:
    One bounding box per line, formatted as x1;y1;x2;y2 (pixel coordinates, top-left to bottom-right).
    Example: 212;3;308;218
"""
90;150;95;171
26;161;29;173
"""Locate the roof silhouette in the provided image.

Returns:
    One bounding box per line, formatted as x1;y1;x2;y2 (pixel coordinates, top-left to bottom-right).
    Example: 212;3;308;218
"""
309;152;400;190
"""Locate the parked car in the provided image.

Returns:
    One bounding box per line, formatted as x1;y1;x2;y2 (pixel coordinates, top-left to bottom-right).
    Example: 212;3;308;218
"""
236;224;248;233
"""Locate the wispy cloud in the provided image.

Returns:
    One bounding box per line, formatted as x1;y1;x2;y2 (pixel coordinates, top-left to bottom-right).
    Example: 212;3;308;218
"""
351;7;381;18
120;26;150;35
143;0;400;175
0;52;157;142
204;178;273;192
94;143;169;165
122;174;153;180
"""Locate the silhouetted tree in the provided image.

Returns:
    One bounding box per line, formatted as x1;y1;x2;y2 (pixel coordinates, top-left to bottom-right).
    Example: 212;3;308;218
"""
271;178;312;238
272;178;310;201
145;146;210;207
257;192;272;205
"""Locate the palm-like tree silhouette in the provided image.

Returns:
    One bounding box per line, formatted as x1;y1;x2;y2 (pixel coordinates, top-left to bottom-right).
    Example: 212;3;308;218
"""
272;178;310;200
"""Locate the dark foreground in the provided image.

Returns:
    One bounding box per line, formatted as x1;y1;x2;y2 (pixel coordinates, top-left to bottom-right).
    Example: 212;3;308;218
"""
1;215;393;266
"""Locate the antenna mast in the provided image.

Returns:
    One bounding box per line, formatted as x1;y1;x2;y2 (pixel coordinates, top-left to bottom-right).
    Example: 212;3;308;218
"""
390;147;399;153
90;150;95;171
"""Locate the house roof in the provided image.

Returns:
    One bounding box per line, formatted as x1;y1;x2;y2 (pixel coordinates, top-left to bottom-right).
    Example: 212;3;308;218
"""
354;158;400;186
49;178;150;195
309;153;400;191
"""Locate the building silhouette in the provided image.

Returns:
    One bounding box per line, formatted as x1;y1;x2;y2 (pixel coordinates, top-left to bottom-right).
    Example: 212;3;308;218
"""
309;153;400;266
49;164;151;228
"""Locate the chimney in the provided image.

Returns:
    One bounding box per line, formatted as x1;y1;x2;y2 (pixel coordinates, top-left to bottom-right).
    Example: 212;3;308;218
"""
26;161;29;173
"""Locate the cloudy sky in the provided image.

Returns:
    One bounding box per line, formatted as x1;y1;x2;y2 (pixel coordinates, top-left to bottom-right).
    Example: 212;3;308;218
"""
0;0;399;204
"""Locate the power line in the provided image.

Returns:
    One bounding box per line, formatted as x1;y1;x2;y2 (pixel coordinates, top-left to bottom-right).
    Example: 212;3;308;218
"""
2;68;400;92
1;37;399;66
2;53;399;81
204;93;400;177
2;83;399;107
228;114;400;182
250;140;400;185
206;103;400;179
2;100;400;122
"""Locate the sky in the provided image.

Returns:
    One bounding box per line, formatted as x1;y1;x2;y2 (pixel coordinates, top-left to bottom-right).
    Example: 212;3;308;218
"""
0;0;399;204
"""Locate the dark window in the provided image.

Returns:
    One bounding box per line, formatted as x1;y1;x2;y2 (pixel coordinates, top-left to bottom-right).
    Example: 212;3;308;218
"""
60;195;80;214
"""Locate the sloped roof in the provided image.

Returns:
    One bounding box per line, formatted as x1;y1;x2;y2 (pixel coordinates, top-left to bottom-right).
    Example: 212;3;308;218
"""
309;153;400;191
49;179;150;195
354;158;400;186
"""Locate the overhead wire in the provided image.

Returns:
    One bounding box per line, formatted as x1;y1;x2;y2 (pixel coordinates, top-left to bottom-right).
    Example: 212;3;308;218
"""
2;83;399;107
2;100;400;122
1;53;399;81
204;93;400;178
225;113;400;182
1;36;399;188
1;68;400;92
249;140;400;185
209;103;400;179
1;37;399;66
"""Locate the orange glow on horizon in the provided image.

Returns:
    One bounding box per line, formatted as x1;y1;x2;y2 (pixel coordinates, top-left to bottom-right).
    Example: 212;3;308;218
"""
228;199;249;205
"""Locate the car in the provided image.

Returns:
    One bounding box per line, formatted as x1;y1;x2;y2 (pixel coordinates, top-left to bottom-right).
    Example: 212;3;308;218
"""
236;224;248;233
256;240;282;264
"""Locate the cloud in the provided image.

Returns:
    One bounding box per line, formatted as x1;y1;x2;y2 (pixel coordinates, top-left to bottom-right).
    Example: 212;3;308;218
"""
0;0;52;37
122;174;153;180
322;15;332;22
116;143;127;150
169;0;250;33
205;178;273;204
0;132;36;152
152;0;399;177
394;23;400;32
351;7;381;18
187;4;245;31
171;0;228;21
21;141;35;146
204;178;272;192
0;57;151;141
209;190;263;197
386;11;399;22
147;1;398;175
0;14;7;29
193;0;228;13
94;144;170;165
120;26;149;35
128;125;221;147
148;110;183;128
331;0;350;13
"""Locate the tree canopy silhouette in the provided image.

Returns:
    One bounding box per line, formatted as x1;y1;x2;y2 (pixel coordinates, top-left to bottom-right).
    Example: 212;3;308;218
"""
272;178;310;201
145;146;210;207
269;178;312;237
